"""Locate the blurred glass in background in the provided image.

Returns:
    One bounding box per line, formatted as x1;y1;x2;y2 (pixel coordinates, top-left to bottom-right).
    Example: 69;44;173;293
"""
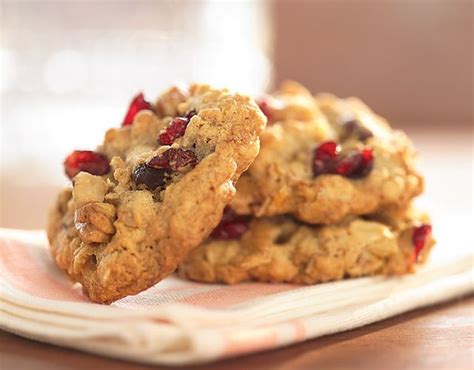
0;0;272;227
1;0;472;229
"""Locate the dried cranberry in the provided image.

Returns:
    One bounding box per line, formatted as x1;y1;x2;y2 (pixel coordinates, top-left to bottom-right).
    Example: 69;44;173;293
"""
358;147;374;176
312;141;341;176
64;150;110;179
412;224;432;259
334;147;374;178
148;148;198;171
343;120;373;141
334;153;362;176
185;109;197;120
257;98;272;121
158;117;189;145
315;141;340;161
122;93;154;126
134;149;198;190
132;164;166;190
210;208;250;240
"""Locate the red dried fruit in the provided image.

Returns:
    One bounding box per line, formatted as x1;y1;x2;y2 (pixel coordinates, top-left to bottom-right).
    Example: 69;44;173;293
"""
334;152;362;176
257;98;273;121
312;141;341;176
122;93;154;126
148;148;198;171
358;147;374;175
64;150;110;179
315;141;341;161
158;117;189;145
134;149;198;190
132;164;166;191
412;224;432;260
185;109;197;120
334;147;374;178
210;207;250;240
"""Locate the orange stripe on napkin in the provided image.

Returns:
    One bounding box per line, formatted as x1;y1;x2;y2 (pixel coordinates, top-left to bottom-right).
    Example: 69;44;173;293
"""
0;238;88;302
291;319;307;341
223;327;279;356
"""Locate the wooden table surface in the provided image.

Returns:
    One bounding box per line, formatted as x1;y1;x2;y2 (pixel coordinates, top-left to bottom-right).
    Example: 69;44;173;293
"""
1;296;472;370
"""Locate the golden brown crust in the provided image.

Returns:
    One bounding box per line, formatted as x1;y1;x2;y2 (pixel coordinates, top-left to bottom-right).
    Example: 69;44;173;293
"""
231;82;424;224
178;208;435;285
47;84;266;303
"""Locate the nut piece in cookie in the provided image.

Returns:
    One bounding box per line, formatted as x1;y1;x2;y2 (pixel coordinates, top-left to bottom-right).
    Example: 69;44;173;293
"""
47;84;267;303
231;81;424;224
179;207;435;284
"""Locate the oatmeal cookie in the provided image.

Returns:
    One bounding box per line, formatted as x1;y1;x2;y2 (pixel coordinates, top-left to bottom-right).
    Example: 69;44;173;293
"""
47;84;266;303
232;82;423;224
179;207;434;284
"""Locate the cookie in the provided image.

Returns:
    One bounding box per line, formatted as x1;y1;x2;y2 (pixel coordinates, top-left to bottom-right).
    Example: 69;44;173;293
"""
47;84;267;303
232;81;424;224
178;207;434;285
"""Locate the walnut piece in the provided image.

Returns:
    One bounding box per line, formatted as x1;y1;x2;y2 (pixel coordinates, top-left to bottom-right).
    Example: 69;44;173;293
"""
74;202;116;244
155;85;189;117
73;172;108;208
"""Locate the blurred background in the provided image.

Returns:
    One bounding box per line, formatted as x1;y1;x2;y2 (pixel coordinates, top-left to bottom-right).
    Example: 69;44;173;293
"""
1;0;472;229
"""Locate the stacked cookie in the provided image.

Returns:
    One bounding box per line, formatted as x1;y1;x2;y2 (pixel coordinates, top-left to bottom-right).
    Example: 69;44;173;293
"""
48;85;267;303
48;82;434;304
179;82;434;284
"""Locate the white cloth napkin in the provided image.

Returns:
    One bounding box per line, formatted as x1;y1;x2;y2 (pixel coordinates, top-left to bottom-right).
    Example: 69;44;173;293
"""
1;212;472;365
